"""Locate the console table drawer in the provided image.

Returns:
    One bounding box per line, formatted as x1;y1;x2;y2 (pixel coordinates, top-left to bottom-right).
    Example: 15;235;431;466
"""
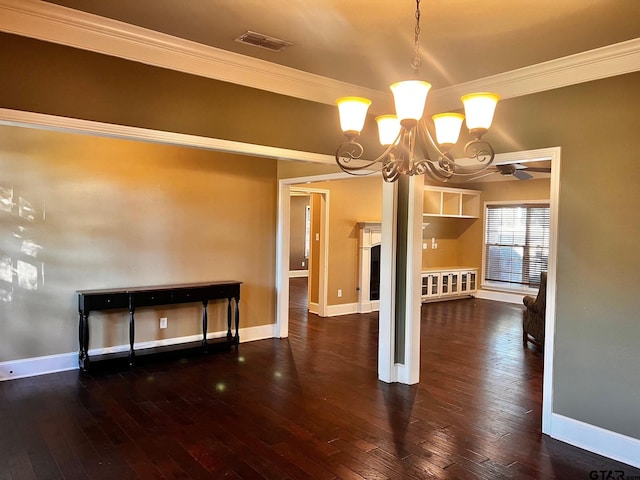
81;293;129;311
171;289;199;304
134;290;173;307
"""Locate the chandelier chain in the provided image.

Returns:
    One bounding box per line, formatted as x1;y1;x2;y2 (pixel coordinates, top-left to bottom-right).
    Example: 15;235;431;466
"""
411;0;422;74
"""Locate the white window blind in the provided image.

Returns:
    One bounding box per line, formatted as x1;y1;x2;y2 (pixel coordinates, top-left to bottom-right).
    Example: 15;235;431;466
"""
484;203;550;289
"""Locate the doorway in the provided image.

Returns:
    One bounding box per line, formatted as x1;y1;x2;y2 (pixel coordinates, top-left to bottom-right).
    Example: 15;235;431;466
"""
281;186;330;328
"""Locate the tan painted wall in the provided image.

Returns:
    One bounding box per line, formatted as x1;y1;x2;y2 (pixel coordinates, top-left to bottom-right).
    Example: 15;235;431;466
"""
308;176;382;306
0;125;276;362
0;33;343;156
421;217;477;269
289;196;309;271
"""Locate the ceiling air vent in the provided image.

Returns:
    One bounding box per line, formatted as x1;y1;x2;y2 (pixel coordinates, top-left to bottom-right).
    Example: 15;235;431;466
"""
234;31;292;52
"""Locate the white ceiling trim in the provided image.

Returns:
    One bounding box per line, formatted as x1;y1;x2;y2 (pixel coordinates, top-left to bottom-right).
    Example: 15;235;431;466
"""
429;38;640;112
0;107;337;165
1;0;639;114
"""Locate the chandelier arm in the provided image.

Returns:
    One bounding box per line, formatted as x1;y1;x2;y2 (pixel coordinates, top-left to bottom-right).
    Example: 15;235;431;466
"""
335;138;402;176
416;120;498;177
416;119;452;164
382;160;401;182
423;159;454;182
463;138;496;170
335;141;382;171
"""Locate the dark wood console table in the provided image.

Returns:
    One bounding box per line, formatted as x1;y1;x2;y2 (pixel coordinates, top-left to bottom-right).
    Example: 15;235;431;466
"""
77;281;241;372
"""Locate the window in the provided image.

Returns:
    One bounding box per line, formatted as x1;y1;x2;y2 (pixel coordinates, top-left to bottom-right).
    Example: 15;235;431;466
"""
484;203;550;290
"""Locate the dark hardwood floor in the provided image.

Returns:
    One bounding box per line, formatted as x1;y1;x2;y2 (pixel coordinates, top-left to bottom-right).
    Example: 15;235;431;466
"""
1;278;638;479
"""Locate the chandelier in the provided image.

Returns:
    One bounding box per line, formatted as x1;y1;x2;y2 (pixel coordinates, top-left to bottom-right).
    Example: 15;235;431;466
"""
335;0;500;183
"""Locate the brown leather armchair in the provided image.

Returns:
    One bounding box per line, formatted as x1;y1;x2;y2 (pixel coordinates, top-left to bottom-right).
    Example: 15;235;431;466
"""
523;272;547;349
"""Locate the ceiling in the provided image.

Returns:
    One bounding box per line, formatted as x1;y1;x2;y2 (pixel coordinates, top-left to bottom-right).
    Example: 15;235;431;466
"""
42;0;640;92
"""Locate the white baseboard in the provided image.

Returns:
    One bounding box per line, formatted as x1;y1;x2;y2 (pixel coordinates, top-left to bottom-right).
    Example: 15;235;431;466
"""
0;323;275;382
549;413;640;469
358;300;380;313
475;288;526;305
325;302;359;317
308;301;319;315
288;269;309;278
0;352;79;382
309;301;362;317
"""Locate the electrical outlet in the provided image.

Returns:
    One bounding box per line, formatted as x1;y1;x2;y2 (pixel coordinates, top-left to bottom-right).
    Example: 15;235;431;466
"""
337;289;342;298
160;317;168;329
302;260;305;267
423;242;428;250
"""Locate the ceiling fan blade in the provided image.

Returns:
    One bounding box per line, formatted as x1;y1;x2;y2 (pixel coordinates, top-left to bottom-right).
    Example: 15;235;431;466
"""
513;169;533;180
495;164;514;174
522;167;552;173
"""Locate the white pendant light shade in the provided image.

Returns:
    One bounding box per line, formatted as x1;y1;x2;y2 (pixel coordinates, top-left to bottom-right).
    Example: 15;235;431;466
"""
461;93;500;131
390;80;431;125
432;113;464;146
375;115;401;146
336;97;372;136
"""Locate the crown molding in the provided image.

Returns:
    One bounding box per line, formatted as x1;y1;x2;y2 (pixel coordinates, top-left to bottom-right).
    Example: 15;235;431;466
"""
429;37;640;112
0;0;389;109
1;0;639;115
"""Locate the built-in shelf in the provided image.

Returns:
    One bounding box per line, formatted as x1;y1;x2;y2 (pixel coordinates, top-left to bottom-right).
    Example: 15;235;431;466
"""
423;186;481;218
421;267;478;302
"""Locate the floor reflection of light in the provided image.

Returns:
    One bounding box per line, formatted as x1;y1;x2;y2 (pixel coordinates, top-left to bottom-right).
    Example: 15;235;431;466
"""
215;382;226;392
274;371;282;378
237;356;245;363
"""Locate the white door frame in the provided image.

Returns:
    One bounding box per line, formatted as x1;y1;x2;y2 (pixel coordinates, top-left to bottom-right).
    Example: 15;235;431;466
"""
289;186;329;317
488;146;561;435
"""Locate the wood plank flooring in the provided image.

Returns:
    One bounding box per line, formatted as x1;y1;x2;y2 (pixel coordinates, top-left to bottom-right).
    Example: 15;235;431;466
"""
1;277;638;479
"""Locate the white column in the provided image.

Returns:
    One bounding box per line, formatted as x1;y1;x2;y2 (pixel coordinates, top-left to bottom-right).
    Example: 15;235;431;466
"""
378;174;424;384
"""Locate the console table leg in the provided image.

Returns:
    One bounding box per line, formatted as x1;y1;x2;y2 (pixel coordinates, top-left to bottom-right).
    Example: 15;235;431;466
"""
128;299;136;367
234;297;240;347
226;298;233;341
78;310;90;371
202;300;208;352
